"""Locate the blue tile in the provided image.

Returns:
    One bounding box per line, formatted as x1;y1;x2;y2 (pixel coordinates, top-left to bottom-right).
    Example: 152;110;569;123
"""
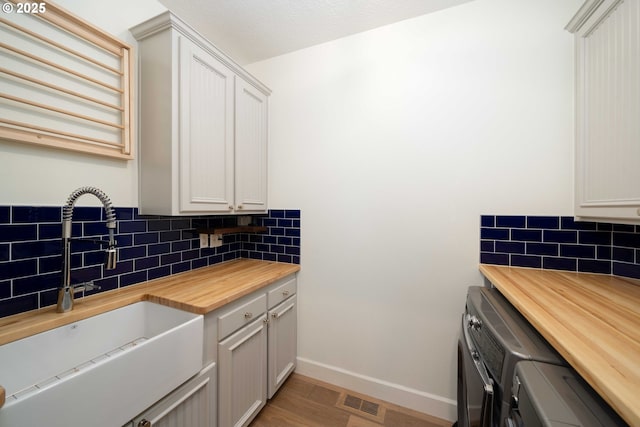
480;252;509;265
285;228;301;237
271;245;285;254
134;232;159;245
103;260;133;277
114;207;135;220
12;240;61;260
0;280;10;299
511;255;541;268
249;252;263;260
0;224;37;242
613;232;640;248
291;256;300;264
527;216;559;229
480;215;495;227
192;258;207;269
119;246;146;260
13;272;59;294
72;207;103;221
70;265;102;284
94;276;119;292
263;253;277;262
526;243;558;256
148;219;171;231
148;243;171;256
512;229;542;242
597;246;612;260
560;217;597;230
496;216;526;228
480;228;510;240
613;262;640;279
0;244;9;262
182;249;199;261
560;244;595;259
277;254;292;263
597;223;613;232
0;294;38;319
543;257;577;271
286;246;300;256
148;266;171;280
161;253;181;265
0;207;9;223
578;259;611;274
83;222;110;237
39;289;59;310
171;219;191;230
39;255;62;273
543;230;577;244
159;231;181;242
119;220;147;233
612;247;634;263
613;224;635;232
12;206;61;223
120;271;147;287
579;231;611;246
0;259;37;280
262;218;277;227
84;250;107;266
172;261;191;274
495;241;525;254
270;210;286;218
270;227;285;236
285;210;301;219
480;241;494;252
39;223;62;239
171;241;190;252
278;219;293;228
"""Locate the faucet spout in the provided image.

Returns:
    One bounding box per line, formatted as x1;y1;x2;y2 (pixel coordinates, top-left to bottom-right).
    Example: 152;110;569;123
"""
57;187;117;313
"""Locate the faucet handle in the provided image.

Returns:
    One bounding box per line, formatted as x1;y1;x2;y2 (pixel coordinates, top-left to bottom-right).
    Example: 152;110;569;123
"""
72;281;101;294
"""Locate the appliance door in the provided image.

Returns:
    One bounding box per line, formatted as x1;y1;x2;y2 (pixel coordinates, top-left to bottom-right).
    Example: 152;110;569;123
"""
457;315;495;427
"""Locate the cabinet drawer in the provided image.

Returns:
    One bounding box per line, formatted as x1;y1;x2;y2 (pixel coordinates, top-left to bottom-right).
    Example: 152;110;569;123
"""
267;277;297;309
218;294;267;340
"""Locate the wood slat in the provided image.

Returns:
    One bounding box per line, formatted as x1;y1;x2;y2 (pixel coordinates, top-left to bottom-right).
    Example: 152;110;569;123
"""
479;264;640;427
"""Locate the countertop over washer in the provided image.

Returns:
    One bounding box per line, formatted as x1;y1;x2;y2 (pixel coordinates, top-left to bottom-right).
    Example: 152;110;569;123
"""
479;264;640;427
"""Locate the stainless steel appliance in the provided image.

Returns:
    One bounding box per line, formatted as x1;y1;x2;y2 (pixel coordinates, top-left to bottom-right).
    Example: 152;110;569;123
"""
507;361;627;427
456;286;563;427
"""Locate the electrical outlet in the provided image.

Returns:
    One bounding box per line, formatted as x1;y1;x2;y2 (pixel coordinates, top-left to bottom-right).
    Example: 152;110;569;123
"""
199;233;209;248
210;234;223;248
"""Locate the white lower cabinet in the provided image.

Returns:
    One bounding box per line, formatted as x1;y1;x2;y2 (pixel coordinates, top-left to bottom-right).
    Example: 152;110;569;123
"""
267;295;297;399
213;274;298;427
218;315;268;427
127;362;216;427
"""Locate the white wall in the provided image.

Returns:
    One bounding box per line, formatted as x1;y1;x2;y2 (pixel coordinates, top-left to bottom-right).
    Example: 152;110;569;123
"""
0;0;167;207
246;0;581;420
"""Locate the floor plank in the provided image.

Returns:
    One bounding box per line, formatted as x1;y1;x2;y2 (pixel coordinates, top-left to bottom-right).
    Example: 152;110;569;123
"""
250;374;451;427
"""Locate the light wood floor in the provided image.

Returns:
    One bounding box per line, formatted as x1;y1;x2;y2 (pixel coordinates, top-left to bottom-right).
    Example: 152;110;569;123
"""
250;374;451;427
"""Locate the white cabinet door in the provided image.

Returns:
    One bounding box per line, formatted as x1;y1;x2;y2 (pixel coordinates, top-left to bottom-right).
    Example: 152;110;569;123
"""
179;36;235;213
131;362;216;427
267;295;297;398
235;77;268;213
569;0;640;222
218;315;268;427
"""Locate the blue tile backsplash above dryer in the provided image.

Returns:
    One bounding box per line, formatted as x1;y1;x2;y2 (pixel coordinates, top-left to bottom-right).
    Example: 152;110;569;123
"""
0;207;301;319
481;215;640;279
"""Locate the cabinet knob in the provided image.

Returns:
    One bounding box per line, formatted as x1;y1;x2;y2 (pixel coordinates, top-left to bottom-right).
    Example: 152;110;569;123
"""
244;312;253;319
228;205;233;210
237;204;243;210
138;420;151;427
272;312;279;319
282;290;290;297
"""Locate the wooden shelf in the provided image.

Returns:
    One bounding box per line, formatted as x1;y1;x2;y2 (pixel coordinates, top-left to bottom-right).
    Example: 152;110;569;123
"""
196;226;267;235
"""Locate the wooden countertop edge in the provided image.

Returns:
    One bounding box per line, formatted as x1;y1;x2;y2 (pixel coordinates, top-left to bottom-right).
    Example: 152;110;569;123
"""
0;385;4;409
479;264;640;427
0;259;300;346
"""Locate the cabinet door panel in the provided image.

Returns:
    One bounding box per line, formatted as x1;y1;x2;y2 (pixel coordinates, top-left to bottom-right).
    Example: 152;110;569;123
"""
179;37;235;213
574;0;640;221
219;315;267;427
268;295;297;398
235;78;268;213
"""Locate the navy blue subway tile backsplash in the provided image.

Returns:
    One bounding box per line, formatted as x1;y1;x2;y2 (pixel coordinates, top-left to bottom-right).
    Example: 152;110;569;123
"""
0;208;300;319
481;215;640;280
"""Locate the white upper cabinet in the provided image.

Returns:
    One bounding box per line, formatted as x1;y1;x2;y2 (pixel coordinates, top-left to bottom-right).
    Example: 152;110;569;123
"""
567;0;640;223
130;12;270;215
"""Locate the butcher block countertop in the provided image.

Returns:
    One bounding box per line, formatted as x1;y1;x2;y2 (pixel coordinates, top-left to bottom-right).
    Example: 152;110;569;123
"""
0;259;300;347
479;264;640;427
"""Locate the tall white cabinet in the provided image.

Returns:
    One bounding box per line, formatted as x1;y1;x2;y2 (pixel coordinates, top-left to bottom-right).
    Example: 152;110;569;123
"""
567;0;640;223
130;12;269;215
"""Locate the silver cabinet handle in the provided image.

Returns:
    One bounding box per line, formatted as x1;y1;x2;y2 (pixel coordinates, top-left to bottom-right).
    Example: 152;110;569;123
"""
282;290;289;297
244;312;253;319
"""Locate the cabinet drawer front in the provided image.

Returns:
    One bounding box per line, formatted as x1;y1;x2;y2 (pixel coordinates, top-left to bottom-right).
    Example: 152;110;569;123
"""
267;277;297;309
218;294;267;339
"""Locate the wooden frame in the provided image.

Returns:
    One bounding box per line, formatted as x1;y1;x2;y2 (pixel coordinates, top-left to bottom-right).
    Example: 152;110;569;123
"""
0;0;134;159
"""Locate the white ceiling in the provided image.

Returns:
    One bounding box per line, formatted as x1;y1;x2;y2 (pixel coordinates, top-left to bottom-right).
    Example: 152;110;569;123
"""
158;0;475;65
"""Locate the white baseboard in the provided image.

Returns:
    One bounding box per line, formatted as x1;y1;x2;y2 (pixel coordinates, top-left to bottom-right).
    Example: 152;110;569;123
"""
296;357;457;422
